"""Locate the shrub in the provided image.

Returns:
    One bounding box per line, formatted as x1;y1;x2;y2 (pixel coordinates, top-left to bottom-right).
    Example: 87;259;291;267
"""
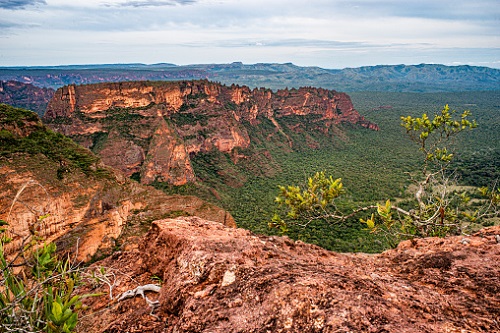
272;105;499;246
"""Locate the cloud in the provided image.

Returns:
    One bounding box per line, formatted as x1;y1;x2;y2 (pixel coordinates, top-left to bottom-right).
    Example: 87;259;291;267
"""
106;0;196;7
0;0;498;68
0;20;18;28
195;39;370;49
337;0;500;22
0;0;46;10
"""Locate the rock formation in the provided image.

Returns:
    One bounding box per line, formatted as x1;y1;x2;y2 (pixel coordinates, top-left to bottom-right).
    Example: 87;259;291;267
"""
0;164;234;262
78;216;500;332
0;105;235;262
43;80;378;185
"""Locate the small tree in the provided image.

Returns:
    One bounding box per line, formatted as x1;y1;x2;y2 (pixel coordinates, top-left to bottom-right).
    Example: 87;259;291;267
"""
271;105;499;245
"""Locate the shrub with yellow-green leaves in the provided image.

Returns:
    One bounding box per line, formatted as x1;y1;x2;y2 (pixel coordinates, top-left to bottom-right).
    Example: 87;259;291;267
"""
0;219;86;333
272;105;499;246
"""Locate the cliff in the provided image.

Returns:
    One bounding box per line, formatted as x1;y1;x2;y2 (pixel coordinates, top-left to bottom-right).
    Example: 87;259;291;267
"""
0;104;235;262
78;216;500;332
43;80;378;185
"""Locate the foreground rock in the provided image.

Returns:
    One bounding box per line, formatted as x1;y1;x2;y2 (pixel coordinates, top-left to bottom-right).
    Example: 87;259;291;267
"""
79;217;500;333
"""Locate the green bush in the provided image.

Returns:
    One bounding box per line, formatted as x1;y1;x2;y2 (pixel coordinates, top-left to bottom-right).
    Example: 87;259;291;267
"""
0;220;85;333
0;104;110;178
272;105;499;246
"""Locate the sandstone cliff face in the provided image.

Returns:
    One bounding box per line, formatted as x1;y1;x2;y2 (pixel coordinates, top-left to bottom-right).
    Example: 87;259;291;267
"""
0;160;234;262
141;117;195;185
44;80;378;185
0;106;235;262
45;81;223;118
78;217;500;333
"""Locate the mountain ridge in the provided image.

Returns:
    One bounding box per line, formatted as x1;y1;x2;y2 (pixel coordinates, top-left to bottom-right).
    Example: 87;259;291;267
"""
1;62;498;92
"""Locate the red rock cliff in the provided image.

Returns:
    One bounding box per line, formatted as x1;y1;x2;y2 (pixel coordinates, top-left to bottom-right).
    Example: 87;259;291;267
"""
44;80;378;185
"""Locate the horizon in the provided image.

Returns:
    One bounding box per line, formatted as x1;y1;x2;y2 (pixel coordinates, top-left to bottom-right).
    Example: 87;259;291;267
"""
1;61;499;71
1;1;499;69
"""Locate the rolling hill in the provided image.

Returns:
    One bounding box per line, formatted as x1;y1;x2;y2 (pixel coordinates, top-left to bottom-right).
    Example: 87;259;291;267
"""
1;62;498;92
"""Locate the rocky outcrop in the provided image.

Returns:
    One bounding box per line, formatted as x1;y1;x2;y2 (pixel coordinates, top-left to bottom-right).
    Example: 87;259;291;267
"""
0;80;54;116
45;81;222;118
43;80;378;185
0;105;235;262
0;161;234;262
78;217;500;333
141;117;195;185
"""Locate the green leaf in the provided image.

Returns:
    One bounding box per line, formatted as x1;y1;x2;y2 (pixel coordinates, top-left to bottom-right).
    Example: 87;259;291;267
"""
52;301;63;321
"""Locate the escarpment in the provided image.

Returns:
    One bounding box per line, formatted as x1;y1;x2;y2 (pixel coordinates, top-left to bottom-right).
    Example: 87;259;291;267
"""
44;80;378;186
0;80;55;116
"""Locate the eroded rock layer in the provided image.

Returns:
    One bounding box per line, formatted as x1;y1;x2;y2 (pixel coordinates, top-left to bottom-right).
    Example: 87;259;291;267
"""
0;106;235;262
79;217;500;333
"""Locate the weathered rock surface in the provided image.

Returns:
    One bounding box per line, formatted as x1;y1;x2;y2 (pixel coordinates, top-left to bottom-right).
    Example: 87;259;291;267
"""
79;217;500;333
43;80;378;185
0;162;234;262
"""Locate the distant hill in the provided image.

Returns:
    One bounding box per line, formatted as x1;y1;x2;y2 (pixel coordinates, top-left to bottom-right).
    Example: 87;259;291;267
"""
1;63;498;92
0;80;54;116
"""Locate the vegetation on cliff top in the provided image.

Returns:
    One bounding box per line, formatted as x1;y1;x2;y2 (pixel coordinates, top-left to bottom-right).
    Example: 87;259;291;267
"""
0;104;109;179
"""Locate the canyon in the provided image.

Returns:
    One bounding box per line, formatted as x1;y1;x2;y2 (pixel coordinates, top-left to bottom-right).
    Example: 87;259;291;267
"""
0;105;234;262
1;91;499;332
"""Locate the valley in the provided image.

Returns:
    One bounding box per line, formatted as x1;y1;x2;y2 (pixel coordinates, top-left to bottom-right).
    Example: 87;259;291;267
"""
1;79;498;253
0;71;499;332
158;90;500;252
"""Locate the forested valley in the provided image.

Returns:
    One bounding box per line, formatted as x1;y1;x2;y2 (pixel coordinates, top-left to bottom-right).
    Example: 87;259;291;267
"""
158;91;500;252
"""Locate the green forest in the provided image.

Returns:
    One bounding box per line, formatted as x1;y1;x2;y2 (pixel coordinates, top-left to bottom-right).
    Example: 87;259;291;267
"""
158;91;500;252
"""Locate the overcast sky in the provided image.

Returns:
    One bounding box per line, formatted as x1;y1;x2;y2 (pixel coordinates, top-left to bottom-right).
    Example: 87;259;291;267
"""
0;0;499;69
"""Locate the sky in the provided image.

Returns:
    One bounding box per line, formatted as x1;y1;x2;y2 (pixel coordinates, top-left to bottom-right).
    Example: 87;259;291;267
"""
0;0;499;69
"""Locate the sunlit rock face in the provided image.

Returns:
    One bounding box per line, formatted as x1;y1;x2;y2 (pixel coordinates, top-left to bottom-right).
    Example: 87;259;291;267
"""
45;80;378;185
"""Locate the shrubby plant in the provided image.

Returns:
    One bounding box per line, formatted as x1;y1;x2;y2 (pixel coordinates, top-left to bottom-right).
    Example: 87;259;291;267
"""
0;220;84;333
271;105;499;245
